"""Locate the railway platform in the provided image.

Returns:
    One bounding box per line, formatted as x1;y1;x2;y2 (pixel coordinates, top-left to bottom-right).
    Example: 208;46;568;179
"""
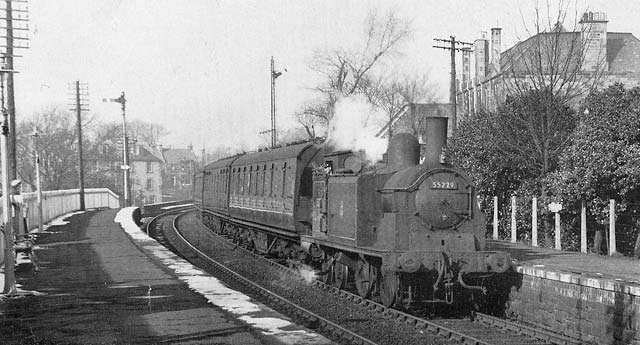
487;240;640;284
486;240;640;344
0;208;333;345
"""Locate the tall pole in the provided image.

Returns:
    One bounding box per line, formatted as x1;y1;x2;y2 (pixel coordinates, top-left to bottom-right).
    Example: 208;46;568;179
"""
449;36;457;132
270;57;277;148
270;57;283;148
75;81;85;210
433;36;472;135
103;92;129;206
32;129;42;234
5;0;16;184
1;60;15;295
120;93;129;207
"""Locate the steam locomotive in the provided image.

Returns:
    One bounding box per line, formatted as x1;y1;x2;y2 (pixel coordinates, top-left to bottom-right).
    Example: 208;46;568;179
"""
193;116;510;309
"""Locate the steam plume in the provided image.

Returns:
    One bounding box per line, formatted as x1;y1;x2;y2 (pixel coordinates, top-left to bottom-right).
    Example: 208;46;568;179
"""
326;95;387;164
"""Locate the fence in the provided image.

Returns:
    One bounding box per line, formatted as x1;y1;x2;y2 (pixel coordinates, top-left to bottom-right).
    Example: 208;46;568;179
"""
17;188;120;231
0;188;120;265
490;196;639;257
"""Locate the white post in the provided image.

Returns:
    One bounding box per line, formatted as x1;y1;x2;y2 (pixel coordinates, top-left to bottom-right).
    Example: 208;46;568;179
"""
531;197;538;247
511;196;517;243
555;213;561;250
492;196;498;240
581;200;587;253
609;199;616;256
32;129;43;233
549;202;563;250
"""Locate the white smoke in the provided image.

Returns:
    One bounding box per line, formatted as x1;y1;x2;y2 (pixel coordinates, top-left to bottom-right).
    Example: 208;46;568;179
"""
326;95;387;164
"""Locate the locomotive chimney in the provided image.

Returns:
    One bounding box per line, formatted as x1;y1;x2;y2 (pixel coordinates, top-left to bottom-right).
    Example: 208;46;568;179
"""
387;133;420;171
423;117;448;165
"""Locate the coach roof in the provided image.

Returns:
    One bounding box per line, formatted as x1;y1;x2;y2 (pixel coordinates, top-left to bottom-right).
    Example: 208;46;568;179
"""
204;154;243;171
233;142;317;166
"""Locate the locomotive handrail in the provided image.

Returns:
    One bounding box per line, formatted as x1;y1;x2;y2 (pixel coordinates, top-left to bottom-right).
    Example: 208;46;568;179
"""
377;167;464;193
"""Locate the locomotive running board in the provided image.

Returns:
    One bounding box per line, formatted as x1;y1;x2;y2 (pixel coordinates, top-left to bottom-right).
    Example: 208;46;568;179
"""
299;235;386;257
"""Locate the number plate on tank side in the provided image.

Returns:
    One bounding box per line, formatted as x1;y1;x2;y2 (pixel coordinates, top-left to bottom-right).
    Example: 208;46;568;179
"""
430;181;458;190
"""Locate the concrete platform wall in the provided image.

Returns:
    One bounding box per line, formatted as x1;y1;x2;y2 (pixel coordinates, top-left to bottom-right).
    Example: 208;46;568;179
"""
507;266;640;344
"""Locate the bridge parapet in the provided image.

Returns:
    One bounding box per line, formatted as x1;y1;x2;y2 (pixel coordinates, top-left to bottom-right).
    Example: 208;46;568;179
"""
13;188;120;231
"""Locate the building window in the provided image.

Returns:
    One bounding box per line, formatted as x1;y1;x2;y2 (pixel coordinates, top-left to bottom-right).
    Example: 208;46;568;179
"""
146;162;153;173
149;195;156;204
146;178;153;190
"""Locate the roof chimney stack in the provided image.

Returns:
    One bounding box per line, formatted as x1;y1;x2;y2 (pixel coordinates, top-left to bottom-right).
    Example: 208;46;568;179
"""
474;32;489;80
490;27;502;73
579;11;608;72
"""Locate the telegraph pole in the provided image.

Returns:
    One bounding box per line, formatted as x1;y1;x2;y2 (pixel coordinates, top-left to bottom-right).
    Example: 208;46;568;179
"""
1;56;13;294
70;81;89;211
3;0;28;184
1;0;28;297
433;36;472;134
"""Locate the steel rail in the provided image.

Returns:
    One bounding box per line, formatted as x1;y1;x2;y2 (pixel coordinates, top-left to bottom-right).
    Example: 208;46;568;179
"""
159;211;379;345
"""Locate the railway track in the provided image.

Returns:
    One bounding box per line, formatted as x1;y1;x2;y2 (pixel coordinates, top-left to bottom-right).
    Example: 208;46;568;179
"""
147;209;377;345
147;209;582;345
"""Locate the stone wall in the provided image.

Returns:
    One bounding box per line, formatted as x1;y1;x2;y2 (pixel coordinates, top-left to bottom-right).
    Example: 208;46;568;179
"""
507;265;640;344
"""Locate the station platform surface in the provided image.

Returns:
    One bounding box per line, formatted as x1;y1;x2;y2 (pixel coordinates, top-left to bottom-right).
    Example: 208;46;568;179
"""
0;208;333;345
487;240;640;289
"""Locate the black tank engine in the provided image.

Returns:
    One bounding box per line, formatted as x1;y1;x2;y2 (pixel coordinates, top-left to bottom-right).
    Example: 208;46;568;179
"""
194;116;510;309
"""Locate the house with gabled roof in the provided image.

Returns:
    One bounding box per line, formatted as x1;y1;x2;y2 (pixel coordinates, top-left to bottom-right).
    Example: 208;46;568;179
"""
130;144;164;206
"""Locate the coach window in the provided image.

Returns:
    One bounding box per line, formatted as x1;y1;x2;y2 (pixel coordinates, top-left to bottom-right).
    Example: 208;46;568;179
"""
240;167;245;194
269;164;275;197
281;162;287;198
249;166;254;195
253;166;257;195
257;166;262;196
285;162;294;198
245;167;251;195
231;168;236;194
253;165;258;195
274;163;281;198
257;165;263;195
223;169;228;194
235;168;240;195
261;164;267;196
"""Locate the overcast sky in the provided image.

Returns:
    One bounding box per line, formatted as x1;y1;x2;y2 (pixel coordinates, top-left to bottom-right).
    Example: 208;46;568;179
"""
12;0;640;152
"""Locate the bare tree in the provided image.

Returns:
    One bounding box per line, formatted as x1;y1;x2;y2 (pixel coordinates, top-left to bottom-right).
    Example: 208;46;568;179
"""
367;73;437;139
128;120;169;146
295;102;330;140
502;2;607;105
17;107;79;191
306;9;412;123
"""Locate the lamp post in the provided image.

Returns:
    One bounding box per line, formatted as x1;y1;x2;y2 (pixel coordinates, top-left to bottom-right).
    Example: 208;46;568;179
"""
104;92;129;207
31;128;43;233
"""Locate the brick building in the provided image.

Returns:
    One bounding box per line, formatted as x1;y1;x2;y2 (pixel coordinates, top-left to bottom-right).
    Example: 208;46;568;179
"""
457;12;640;120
